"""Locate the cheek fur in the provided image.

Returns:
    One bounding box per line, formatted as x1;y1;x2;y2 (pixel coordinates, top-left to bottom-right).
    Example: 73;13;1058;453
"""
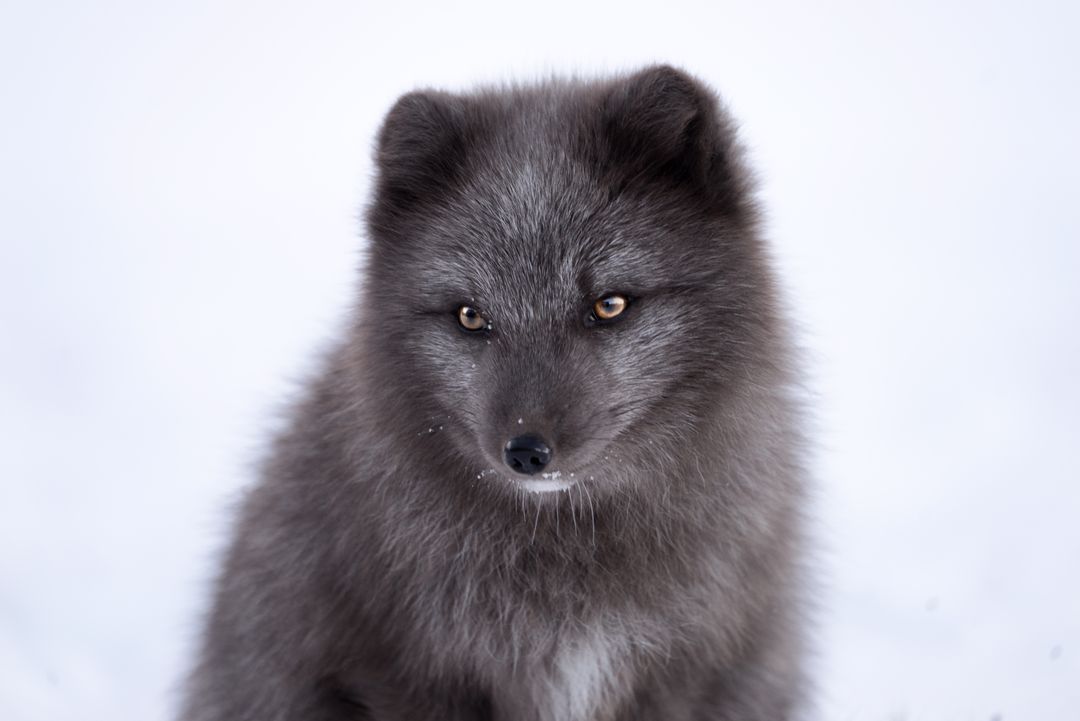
604;307;706;398
394;318;490;430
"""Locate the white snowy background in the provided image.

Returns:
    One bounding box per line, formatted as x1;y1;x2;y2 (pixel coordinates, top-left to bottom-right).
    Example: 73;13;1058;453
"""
1;1;1077;720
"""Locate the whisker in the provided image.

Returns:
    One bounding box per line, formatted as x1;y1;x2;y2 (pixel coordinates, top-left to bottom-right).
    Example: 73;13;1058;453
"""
582;481;596;549
570;485;579;534
530;497;542;544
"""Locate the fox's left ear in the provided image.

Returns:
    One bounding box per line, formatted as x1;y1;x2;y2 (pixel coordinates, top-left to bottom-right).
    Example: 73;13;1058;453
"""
600;65;749;213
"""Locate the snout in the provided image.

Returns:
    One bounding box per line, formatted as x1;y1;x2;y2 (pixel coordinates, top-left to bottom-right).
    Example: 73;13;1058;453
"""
503;434;552;475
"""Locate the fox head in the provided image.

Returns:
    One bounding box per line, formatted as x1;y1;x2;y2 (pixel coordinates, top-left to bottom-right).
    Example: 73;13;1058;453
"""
359;66;786;500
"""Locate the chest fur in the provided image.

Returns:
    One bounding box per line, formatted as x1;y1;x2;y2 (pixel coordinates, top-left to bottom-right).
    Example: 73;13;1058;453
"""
488;627;638;721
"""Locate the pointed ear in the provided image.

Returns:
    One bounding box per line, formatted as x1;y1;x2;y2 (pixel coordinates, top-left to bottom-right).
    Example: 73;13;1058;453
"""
372;91;469;222
601;65;748;212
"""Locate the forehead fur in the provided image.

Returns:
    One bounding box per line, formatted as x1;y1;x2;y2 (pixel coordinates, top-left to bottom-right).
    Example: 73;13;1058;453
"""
366;66;759;316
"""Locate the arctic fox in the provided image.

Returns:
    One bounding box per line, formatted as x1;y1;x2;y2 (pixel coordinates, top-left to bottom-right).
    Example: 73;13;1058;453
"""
180;65;810;721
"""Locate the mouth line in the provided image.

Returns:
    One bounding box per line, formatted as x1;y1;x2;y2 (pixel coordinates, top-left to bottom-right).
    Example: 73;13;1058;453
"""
475;466;582;494
510;471;578;494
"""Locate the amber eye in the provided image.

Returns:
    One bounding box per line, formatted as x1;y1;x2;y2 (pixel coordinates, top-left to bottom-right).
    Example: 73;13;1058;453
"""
592;294;628;321
457;305;488;332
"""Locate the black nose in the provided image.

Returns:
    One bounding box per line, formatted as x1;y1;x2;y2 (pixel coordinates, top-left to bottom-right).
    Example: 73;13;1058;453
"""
503;434;552;475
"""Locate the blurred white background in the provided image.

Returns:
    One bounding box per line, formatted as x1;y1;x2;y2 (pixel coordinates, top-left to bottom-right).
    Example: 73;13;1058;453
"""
1;1;1078;719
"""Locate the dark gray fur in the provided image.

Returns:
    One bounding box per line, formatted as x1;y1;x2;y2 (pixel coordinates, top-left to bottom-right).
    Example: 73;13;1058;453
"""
179;65;811;721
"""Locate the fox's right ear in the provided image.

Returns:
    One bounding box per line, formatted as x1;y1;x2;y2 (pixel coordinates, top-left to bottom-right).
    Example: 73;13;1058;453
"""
373;91;469;221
